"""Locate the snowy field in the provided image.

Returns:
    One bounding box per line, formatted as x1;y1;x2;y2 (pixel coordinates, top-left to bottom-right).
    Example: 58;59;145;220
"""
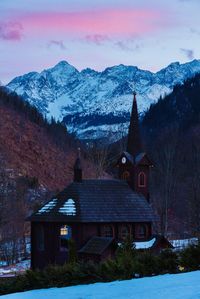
1;271;200;299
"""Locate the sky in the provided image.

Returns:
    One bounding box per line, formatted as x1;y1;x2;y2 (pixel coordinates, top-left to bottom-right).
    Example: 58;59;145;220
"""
0;0;200;84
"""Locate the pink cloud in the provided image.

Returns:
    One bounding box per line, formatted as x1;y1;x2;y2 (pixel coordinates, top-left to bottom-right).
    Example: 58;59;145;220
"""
0;22;23;41
15;8;168;38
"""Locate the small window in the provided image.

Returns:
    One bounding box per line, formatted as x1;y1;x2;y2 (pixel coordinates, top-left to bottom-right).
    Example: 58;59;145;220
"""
119;225;130;240
136;224;147;239
36;225;44;251
60;225;71;251
122;171;130;180
102;225;114;238
138;172;146;187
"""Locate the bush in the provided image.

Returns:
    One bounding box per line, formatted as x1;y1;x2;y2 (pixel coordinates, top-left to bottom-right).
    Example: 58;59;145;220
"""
157;249;178;274
180;242;200;271
133;251;160;276
0;242;198;296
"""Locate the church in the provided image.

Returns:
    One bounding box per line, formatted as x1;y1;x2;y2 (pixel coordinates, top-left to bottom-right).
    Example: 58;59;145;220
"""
29;92;171;269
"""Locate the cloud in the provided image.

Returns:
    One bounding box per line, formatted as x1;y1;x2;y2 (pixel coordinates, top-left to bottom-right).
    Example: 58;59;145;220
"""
82;33;141;52
180;48;194;60
114;40;140;52
84;34;109;45
0;22;23;41
48;40;66;50
16;8;168;38
190;28;200;36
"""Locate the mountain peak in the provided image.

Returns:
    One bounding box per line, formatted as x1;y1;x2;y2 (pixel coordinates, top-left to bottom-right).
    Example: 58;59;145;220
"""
55;60;70;67
50;60;79;73
6;59;200;140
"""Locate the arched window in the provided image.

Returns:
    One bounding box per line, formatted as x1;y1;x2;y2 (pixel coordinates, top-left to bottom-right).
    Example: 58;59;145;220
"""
119;225;130;240
36;225;44;251
60;225;71;251
138;172;146;187
122;171;130;180
136;224;147;239
102;225;114;238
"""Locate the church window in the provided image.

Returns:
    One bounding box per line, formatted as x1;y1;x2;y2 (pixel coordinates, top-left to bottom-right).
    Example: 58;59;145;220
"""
138;172;146;187
36;225;44;251
122;171;130;180
102;225;114;238
60;225;71;251
119;225;130;240
136;224;147;239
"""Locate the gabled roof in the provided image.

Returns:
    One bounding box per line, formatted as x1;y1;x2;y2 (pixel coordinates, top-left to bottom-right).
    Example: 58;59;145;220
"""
79;237;114;255
28;179;158;223
118;151;153;167
135;153;154;166
122;151;134;164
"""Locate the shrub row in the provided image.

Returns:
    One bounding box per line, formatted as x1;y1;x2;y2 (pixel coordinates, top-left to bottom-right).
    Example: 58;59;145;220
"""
1;239;200;295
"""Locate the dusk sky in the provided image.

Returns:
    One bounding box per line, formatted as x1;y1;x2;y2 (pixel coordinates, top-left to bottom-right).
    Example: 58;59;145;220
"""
0;0;200;84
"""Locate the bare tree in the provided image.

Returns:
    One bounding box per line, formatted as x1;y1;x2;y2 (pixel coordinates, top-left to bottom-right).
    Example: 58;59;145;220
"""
150;126;180;237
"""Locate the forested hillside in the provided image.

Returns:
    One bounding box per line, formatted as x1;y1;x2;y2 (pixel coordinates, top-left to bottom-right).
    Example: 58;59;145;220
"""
141;73;200;238
0;87;95;264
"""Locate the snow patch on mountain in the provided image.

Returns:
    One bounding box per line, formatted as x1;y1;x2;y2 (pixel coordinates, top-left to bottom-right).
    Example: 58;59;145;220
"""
7;59;200;140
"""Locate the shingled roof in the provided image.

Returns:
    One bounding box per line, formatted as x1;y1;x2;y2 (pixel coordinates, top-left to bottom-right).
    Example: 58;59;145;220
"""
79;237;114;255
28;179;158;223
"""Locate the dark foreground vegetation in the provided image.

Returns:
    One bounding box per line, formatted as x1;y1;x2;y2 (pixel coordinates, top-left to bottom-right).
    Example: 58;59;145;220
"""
1;239;200;295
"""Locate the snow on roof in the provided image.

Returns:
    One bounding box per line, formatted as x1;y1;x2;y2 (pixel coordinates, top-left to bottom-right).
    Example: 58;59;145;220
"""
134;238;156;249
59;198;76;216
37;198;57;214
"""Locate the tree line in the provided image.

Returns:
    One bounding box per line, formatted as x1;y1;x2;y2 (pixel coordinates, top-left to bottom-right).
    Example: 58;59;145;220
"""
0;87;76;150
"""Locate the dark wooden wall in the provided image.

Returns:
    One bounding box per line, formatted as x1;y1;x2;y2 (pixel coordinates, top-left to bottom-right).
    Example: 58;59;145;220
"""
31;221;152;269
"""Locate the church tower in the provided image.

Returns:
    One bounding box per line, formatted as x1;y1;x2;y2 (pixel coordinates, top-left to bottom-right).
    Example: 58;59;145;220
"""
74;148;82;182
118;92;153;200
127;91;142;157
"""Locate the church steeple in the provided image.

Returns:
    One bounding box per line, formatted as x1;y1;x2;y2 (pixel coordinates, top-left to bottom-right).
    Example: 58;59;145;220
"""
127;91;142;157
74;148;82;182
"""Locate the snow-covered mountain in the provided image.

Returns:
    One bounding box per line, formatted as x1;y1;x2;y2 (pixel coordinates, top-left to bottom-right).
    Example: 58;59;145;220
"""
7;59;200;141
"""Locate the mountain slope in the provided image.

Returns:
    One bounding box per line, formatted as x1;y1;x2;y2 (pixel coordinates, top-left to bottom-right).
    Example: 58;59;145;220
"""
140;73;200;236
142;72;200;138
7;59;200;140
0;87;95;192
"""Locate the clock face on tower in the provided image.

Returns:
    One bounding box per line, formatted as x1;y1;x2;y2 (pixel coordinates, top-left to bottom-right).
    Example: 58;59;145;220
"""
122;157;126;164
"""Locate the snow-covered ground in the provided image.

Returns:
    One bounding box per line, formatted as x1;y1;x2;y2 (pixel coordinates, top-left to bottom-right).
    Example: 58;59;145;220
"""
170;238;198;250
1;271;200;299
0;260;30;277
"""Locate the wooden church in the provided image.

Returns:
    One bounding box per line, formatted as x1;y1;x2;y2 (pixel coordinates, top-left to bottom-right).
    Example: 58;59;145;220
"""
29;92;171;269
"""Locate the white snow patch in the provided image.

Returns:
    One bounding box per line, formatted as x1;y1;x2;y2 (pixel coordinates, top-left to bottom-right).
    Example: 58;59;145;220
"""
170;238;198;250
0;260;30;277
135;238;156;249
59;199;76;216
37;198;57;214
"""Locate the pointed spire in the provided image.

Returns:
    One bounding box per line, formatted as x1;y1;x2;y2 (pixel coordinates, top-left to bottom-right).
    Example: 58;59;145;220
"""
127;91;142;157
73;148;82;182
